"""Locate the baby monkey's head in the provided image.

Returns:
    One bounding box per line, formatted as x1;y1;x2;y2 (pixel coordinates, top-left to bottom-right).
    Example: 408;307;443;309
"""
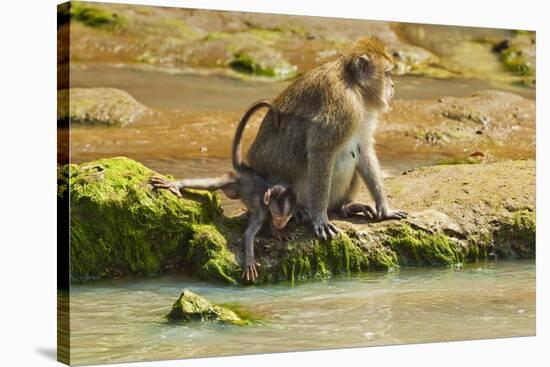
263;185;297;229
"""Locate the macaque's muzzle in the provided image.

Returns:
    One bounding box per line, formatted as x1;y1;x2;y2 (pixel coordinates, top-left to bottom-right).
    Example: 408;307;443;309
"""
272;216;291;229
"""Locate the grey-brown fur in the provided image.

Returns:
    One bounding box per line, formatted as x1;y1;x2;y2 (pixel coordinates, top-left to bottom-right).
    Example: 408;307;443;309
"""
246;36;406;240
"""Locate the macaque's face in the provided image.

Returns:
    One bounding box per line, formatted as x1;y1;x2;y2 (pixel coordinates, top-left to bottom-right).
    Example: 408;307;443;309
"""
352;53;395;108
263;186;296;229
269;199;294;229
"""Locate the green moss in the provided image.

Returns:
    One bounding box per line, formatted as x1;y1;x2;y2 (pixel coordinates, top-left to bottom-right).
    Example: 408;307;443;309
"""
69;2;126;29
466;231;492;262
186;224;239;283
218;302;263;324
166;290;249;326
495;209;536;258
512;209;536;241
64;157;225;281
271;233;396;284
502;49;535;76
228;52;297;79
387;225;465;267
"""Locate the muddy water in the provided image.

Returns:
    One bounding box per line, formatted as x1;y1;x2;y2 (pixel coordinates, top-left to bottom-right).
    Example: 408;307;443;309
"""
71;64;534;112
68;64;473;212
68;64;535;172
68;260;535;365
67;63;535;213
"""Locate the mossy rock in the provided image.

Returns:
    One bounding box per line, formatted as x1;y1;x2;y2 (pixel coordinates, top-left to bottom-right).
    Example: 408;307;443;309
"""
492;34;536;81
228;48;297;79
61;158;535;284
57;88;149;126
67;2;126;29
166;290;249;325
60;157;237;281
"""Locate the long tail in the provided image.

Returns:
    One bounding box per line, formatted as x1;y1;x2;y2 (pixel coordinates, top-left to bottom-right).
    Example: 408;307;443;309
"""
232;100;278;171
176;173;236;190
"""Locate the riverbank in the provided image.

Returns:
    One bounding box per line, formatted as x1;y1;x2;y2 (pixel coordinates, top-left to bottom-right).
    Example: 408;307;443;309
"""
59;2;535;89
59;157;535;284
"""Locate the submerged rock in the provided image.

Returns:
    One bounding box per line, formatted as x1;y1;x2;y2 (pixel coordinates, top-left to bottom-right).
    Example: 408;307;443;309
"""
60;157;535;284
166;290;247;325
57;88;149;126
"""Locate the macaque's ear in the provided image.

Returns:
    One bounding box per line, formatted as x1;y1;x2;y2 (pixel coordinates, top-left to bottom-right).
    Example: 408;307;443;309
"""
357;54;370;72
263;189;272;206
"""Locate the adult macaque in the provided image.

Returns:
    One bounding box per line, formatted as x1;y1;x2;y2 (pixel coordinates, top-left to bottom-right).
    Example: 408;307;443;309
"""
246;37;407;240
150;100;295;282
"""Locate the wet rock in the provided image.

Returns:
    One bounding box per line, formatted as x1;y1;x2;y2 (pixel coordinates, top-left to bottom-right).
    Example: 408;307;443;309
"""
65;3;444;80
166;290;248;325
382;90;535;156
57;88;149;126
228;46;298;79
388;44;458;79
61;157;535;284
60;157;237;282
496;33;536;85
65;2;126;29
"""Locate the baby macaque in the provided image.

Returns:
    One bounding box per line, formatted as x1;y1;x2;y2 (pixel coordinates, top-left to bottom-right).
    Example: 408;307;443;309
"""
150;100;296;282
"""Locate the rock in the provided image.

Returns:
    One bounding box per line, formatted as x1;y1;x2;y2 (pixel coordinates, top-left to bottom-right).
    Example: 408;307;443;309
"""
166;290;248;325
67;2;126;29
64;3;444;80
380;90;535;158
228;47;298;79
60;157;535;284
496;33;536;85
57;88;149;126
59;157;237;282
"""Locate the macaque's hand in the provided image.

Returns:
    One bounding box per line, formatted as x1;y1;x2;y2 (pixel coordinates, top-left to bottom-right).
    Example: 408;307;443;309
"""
242;257;260;282
310;213;339;240
376;203;407;220
149;176;182;198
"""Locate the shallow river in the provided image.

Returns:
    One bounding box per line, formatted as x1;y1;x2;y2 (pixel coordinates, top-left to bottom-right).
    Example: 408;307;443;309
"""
68;260;535;365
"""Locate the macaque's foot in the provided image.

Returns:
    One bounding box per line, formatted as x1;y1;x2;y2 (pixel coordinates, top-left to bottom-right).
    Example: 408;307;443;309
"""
241;258;260;282
377;205;408;221
149;176;182;198
311;217;339;240
340;203;377;219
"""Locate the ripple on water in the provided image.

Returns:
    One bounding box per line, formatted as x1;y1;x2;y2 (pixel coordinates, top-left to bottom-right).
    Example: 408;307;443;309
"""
68;260;535;364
